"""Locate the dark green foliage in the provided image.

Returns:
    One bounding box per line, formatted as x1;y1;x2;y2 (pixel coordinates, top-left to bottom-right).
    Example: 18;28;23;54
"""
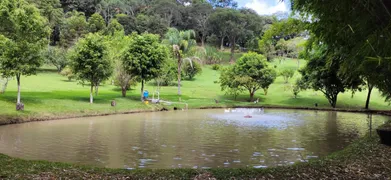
183;60;202;80
292;0;391;103
299;45;346;108
60;11;88;48
88;13;106;33
211;64;220;71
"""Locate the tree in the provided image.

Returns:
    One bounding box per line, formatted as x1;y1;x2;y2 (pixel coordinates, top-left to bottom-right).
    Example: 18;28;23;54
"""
113;62;137;97
60;0;102;17
189;2;213;46
299;45;347;108
70;33;113;103
0;0;50;109
105;19;124;36
208;8;246;62
60;10;88;48
163;28;196;95
44;46;68;72
150;0;182;27
88;13;106;33
220;52;277;101
291;0;391;104
183;60;202;80
292;78;308;98
60;66;75;81
280;69;295;83
260;68;277;95
121;33;168;101
220;66;244;100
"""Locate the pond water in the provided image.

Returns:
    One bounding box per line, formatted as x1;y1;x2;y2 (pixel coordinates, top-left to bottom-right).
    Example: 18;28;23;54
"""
0;109;388;169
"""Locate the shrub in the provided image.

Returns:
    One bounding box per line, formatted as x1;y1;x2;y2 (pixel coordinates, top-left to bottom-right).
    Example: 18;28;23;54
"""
211;64;220;70
60;67;75;81
183;60;202;80
280;69;295;83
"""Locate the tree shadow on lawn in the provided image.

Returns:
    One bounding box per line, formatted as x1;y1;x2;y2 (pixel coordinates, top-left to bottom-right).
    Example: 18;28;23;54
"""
0;91;132;105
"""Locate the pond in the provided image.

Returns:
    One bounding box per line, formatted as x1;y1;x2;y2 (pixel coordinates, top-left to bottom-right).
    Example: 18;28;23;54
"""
0;109;388;169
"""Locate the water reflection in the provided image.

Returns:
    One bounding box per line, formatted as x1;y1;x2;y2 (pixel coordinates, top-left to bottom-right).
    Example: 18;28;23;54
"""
0;109;388;169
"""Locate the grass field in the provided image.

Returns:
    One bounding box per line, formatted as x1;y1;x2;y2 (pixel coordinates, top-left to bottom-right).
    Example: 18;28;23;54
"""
0;58;389;123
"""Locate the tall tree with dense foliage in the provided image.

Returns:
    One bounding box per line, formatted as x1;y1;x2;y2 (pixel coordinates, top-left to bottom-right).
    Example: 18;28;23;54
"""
88;13;106;33
163;28;196;95
122;33;168;101
299;45;347;108
60;10;88;48
70;33;113;103
208;8;247;62
291;0;391;104
0;0;50;109
220;52;277;101
189;2;213;46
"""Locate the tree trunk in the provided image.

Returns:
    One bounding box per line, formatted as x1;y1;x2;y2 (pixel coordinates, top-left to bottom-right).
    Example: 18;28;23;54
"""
331;95;338;108
177;53;182;96
365;85;373;109
16;74;21;104
263;88;268;96
201;35;205;47
249;91;254;102
230;37;236;63
95;84;99;96
121;86;127;97
90;85;93;104
220;36;224;50
140;79;144;101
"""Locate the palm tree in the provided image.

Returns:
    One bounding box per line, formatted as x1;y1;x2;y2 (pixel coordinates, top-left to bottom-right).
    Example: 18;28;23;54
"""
163;28;197;95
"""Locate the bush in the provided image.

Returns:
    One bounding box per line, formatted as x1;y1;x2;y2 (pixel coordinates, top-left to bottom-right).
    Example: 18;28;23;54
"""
157;60;177;86
183;60;202;80
211;64;220;70
280;69;295;83
60;67;75;81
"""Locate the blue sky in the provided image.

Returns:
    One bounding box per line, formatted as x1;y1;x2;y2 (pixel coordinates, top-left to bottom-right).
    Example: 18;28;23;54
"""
237;0;290;15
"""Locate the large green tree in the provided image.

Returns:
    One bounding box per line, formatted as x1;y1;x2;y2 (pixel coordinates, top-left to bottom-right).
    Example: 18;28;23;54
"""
299;45;348;108
60;10;88;48
291;0;391;104
0;0;50;109
88;13;106;33
70;33;113;103
121;33;168;101
220;52;277;101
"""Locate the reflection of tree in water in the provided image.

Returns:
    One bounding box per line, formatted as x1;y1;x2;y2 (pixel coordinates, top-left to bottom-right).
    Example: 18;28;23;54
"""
74;120;109;167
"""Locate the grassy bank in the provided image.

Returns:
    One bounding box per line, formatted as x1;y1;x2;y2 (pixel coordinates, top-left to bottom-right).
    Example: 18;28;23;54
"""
1;135;390;179
0;58;390;125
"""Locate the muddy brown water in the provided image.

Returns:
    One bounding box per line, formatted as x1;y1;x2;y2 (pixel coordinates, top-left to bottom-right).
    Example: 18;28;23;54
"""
0;109;388;169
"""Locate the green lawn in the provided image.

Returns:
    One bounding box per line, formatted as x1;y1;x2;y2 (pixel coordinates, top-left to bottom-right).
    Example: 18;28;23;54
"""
0;58;389;123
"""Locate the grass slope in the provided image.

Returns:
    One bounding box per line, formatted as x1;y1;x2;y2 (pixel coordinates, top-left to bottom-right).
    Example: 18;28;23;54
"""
0;58;389;124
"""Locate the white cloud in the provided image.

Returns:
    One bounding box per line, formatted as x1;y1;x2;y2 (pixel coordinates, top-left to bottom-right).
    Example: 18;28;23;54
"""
244;0;288;15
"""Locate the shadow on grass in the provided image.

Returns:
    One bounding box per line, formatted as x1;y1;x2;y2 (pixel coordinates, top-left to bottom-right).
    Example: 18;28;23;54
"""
0;91;136;105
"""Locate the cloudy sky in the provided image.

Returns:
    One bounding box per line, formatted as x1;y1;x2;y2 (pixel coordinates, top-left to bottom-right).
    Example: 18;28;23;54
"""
237;0;290;15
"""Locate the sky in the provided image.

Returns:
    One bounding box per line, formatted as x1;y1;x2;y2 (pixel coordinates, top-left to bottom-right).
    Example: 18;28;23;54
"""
237;0;291;15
